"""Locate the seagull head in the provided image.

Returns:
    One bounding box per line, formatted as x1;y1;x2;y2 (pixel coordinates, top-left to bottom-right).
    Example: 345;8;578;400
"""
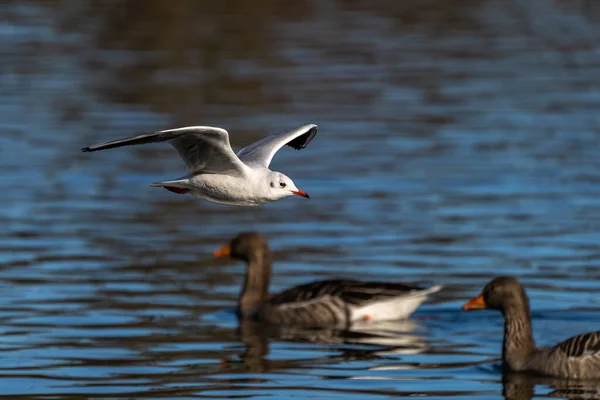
267;172;310;200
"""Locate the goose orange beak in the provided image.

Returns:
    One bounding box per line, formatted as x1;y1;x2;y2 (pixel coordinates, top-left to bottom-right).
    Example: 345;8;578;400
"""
462;294;487;311
213;244;231;258
292;190;310;198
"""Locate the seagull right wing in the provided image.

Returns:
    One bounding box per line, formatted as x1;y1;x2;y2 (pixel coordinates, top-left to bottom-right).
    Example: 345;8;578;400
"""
82;126;249;175
236;124;318;168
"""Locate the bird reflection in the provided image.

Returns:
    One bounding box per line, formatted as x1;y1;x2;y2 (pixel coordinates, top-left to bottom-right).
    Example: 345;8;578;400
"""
502;371;600;400
222;319;427;374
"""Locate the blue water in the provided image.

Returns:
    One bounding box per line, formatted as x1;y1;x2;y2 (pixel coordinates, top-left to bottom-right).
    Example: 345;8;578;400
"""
2;0;600;398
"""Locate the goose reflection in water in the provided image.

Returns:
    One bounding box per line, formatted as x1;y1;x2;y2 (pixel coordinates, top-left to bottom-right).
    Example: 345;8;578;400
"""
502;372;600;400
220;319;428;374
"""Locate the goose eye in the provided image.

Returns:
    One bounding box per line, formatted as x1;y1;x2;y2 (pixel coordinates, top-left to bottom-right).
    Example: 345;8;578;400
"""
279;182;286;188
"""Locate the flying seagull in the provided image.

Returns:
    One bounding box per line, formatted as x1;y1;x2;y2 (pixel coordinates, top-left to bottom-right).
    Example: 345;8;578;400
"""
82;124;317;206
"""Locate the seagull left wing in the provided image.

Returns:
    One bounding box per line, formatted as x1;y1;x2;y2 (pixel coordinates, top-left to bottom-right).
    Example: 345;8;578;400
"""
236;124;318;168
82;126;249;175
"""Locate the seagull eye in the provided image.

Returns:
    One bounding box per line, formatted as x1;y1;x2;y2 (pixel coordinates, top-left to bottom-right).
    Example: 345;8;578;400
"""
279;182;286;188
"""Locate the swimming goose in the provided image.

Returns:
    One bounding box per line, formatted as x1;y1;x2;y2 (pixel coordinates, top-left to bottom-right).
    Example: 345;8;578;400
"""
213;232;441;327
462;276;600;379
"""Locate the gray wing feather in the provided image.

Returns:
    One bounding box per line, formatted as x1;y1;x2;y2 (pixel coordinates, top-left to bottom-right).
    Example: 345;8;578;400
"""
268;279;433;307
263;280;440;327
265;295;348;326
82;126;248;174
555;331;600;358
236;124;318;168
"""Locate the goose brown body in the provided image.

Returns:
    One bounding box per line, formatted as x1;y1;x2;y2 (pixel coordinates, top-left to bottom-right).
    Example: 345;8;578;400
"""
462;276;600;379
214;232;441;328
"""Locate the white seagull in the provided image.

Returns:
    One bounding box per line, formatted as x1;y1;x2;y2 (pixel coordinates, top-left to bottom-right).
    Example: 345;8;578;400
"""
82;124;317;206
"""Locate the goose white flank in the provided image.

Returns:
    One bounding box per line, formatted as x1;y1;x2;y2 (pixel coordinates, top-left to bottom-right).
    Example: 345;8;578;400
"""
82;124;317;206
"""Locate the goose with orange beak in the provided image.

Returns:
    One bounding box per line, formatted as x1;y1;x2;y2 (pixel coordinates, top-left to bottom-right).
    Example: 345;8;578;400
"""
213;232;442;327
462;276;600;379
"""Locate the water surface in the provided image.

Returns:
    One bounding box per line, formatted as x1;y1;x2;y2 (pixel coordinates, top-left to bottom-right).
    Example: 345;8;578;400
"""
2;0;600;398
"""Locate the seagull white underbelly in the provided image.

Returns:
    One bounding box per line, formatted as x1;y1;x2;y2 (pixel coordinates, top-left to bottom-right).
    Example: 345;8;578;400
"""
188;174;266;206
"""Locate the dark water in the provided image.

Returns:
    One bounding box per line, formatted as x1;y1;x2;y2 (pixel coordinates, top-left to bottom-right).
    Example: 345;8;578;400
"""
2;0;600;398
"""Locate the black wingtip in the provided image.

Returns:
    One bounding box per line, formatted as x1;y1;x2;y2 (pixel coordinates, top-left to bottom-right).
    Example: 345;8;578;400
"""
288;126;318;150
81;147;91;152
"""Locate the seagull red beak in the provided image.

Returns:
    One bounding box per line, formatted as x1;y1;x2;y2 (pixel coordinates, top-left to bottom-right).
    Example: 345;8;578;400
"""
292;190;310;199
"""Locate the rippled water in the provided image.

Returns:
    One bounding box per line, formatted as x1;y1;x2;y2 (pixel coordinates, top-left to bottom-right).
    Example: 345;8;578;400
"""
3;0;600;398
